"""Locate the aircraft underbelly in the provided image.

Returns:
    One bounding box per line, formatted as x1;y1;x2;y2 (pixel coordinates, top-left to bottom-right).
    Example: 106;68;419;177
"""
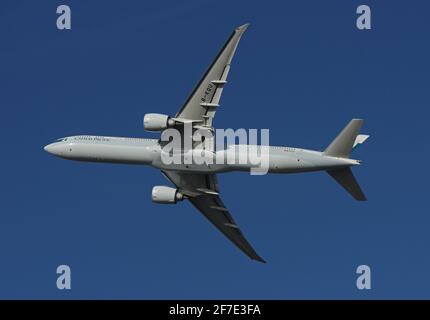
66;143;156;165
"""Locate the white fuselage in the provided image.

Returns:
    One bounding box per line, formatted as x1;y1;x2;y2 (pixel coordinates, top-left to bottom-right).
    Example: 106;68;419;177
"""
44;135;359;174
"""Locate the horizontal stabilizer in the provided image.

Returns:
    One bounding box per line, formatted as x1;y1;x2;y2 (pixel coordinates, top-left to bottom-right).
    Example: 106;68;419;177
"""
327;168;367;201
353;134;370;150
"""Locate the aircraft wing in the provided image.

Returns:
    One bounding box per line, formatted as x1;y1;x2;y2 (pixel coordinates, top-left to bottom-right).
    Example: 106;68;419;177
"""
175;24;249;128
161;170;265;263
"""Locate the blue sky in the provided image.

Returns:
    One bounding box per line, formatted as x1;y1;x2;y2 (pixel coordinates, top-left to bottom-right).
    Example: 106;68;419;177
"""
0;0;429;299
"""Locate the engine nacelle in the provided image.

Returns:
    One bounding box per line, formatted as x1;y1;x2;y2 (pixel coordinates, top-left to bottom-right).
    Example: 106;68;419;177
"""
151;186;184;204
143;113;175;131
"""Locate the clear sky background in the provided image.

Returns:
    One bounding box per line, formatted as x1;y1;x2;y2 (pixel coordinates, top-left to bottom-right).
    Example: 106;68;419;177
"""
0;0;429;299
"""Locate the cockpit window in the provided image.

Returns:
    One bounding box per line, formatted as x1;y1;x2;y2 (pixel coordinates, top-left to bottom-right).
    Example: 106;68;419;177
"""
56;138;67;142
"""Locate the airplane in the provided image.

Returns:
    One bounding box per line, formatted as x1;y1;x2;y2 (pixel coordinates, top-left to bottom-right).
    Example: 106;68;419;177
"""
44;24;369;263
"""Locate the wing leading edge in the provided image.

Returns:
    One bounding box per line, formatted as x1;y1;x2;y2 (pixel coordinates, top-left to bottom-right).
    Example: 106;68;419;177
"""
162;170;265;263
175;23;250;128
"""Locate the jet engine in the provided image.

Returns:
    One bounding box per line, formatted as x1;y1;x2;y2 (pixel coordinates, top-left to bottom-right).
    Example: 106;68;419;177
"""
151;186;184;204
143;113;175;131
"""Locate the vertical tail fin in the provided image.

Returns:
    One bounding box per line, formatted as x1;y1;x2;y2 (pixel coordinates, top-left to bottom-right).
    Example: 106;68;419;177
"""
324;119;363;158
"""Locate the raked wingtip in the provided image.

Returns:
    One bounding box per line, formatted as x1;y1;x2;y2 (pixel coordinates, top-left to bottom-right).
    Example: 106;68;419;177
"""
236;23;250;32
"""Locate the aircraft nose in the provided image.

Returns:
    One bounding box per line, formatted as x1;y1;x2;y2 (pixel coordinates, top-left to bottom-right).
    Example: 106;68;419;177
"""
44;143;63;156
44;143;54;153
